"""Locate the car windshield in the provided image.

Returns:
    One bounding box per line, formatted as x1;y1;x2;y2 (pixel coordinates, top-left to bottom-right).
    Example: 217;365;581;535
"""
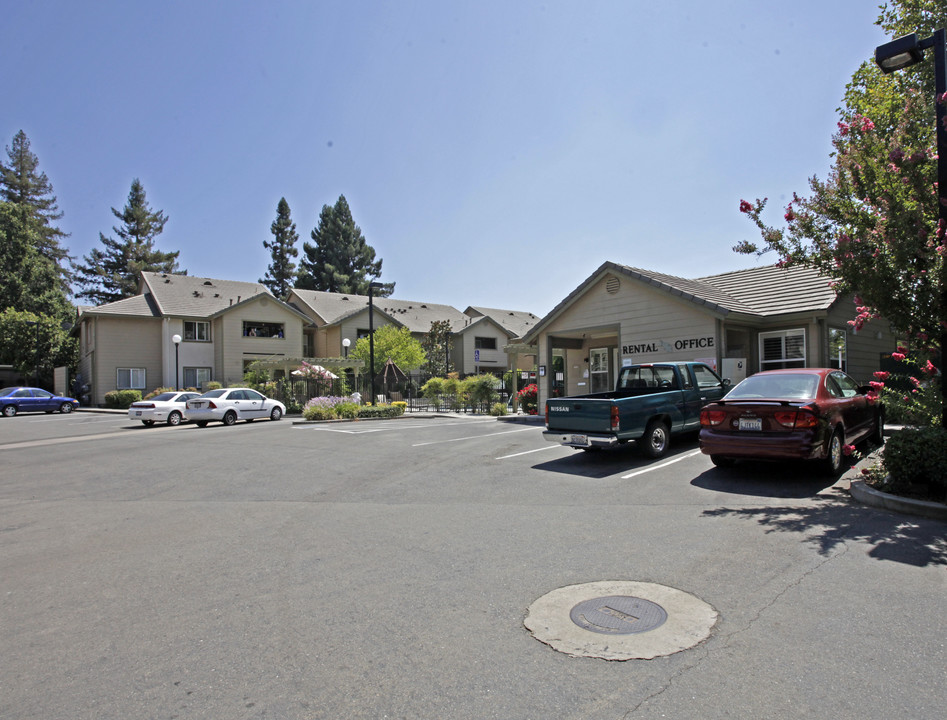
151;393;178;401
200;389;227;398
726;373;820;401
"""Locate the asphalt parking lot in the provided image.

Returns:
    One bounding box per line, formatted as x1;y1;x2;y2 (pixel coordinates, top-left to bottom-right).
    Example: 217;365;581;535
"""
1;411;945;719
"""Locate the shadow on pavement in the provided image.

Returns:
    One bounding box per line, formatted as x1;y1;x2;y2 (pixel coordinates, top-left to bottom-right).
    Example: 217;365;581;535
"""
691;461;840;498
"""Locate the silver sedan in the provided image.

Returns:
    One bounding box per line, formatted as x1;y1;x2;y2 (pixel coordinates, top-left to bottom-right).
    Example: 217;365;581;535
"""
185;388;285;427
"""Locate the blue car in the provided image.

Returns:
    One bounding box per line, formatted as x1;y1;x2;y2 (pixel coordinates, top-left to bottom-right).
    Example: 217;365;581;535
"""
0;387;80;417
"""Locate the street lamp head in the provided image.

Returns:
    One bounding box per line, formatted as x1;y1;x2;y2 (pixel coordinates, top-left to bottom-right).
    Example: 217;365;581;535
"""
172;333;182;345
342;338;351;348
875;33;925;73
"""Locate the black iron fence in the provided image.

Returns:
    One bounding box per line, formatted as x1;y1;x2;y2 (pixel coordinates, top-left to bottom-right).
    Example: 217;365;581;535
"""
270;370;519;414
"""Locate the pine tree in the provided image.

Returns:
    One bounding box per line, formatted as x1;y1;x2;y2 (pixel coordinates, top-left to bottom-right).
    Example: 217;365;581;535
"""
296;195;393;296
0;202;72;322
0;130;72;289
260;197;299;298
74;179;183;304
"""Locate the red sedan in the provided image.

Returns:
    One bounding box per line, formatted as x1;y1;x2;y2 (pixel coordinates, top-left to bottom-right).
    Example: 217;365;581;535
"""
699;368;883;475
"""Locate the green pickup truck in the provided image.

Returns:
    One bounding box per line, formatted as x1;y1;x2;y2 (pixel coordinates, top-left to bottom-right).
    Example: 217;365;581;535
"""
543;362;730;458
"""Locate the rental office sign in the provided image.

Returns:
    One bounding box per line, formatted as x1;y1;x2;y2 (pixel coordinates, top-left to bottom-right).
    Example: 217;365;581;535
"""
622;336;715;355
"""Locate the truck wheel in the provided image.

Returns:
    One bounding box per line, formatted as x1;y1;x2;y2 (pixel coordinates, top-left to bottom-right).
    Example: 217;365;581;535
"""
710;455;735;468
641;420;670;458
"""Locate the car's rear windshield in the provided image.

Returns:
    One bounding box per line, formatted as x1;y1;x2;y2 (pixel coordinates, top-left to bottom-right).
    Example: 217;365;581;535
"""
0;387;15;396
151;393;178;401
727;373;820;401
200;389;227;398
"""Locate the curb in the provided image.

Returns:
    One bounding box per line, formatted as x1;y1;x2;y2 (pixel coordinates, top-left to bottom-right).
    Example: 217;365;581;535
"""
849;480;947;522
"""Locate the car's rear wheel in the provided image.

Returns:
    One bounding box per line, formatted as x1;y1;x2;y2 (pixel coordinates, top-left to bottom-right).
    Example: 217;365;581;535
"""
223;411;237;426
710;455;736;468
270;407;282;421
60;402;73;414
167;411;182;426
2;405;16;417
641;420;670;458
195;421;208;428
821;429;844;476
141;419;155;426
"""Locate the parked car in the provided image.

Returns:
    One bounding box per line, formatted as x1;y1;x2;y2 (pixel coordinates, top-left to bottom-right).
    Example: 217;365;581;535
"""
185;388;285;427
0;387;80;417
128;391;201;426
699;368;884;475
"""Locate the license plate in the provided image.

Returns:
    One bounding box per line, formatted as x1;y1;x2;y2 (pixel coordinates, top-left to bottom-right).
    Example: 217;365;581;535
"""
738;418;762;431
135;411;141;416
570;434;588;446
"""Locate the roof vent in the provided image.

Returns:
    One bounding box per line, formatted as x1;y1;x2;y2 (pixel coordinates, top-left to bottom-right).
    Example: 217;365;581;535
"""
605;276;621;294
192;291;201;297
203;281;213;286
164;278;171;284
214;293;220;298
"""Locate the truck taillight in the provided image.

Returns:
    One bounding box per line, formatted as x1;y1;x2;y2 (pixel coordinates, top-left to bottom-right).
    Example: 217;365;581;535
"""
611;405;619;431
700;409;726;426
545;404;549;427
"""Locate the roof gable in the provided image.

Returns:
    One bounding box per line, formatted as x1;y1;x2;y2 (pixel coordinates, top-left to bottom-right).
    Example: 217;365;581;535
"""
141;272;272;318
523;261;840;343
290;289;469;333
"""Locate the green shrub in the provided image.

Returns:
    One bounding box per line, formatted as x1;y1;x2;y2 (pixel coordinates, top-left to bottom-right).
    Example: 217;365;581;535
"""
883;427;947;500
104;389;141;409
302;404;336;421
490;402;508;416
205;381;222;391
144;387;174;400
335;401;359;419
357;404;403;419
391;401;407;414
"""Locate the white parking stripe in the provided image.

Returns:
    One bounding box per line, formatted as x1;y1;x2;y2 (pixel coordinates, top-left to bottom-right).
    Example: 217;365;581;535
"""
495;445;563;460
620;450;702;478
412;427;537;447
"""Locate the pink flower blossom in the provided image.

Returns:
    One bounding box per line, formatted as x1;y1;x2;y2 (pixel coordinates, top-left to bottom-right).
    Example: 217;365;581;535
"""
922;360;938;375
891;352;906;361
843;444;856;456
838;121;850;135
861;117;875;132
869;381;885;390
739;199;753;214
873;371;890;380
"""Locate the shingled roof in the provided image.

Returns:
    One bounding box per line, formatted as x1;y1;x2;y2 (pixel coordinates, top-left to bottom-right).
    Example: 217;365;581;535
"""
290;289;471;333
140;272;272;317
464;306;540;338
523;261;840;343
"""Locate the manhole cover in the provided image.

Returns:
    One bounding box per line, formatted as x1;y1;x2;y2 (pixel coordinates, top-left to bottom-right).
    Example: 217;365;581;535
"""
570;595;667;635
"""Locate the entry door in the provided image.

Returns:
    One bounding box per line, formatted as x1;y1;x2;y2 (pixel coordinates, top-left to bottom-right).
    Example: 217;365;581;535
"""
589;347;610;393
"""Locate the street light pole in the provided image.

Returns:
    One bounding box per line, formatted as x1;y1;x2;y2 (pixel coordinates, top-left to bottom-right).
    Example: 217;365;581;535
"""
172;334;182;391
876;28;947;427
368;281;384;404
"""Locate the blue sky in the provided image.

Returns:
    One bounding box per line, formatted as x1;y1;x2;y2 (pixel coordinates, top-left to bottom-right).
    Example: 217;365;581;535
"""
3;0;890;317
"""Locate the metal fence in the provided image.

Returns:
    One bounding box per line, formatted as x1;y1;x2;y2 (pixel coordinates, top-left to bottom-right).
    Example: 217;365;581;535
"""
271;371;517;414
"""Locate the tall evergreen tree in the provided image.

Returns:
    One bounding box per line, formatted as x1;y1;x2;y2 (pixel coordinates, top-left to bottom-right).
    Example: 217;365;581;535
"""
260;197;299;298
73;179;183;304
296;194;394;296
0;202;72;323
0;130;72;289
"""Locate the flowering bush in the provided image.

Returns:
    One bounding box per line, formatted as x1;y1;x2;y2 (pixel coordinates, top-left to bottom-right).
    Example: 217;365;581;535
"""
518;383;538;414
302;395;359;421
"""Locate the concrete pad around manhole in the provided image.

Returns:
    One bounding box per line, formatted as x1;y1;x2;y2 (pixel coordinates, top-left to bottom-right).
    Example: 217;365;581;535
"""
524;581;718;660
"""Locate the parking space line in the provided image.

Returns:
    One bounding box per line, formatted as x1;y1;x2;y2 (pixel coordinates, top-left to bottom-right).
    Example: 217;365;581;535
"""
620;450;702;478
495;445;563;460
412;427;537;447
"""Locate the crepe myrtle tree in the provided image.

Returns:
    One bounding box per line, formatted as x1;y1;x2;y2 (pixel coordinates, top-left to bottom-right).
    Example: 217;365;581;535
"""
735;0;947;426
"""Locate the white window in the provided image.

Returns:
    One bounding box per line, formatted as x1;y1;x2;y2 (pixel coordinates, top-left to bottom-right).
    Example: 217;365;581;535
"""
183;367;212;389
117;368;146;390
759;329;806;370
184;321;210;342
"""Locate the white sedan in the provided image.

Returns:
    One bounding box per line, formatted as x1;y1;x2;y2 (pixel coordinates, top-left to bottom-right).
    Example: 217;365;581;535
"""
185;388;285;427
128;391;201;426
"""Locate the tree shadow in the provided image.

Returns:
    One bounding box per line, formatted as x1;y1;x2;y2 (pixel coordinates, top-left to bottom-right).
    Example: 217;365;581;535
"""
700;478;947;567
